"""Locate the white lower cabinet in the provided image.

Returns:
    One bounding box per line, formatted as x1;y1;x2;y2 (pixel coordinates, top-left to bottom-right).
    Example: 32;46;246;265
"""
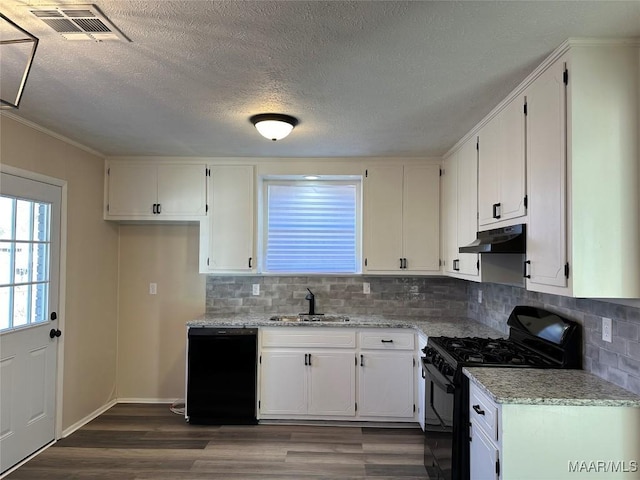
467;373;640;480
357;330;415;419
259;328;417;422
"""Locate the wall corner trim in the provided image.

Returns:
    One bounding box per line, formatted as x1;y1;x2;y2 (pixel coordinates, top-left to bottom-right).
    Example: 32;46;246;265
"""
61;398;117;438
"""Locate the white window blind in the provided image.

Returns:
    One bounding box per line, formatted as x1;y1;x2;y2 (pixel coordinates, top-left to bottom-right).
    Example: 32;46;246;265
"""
265;182;359;273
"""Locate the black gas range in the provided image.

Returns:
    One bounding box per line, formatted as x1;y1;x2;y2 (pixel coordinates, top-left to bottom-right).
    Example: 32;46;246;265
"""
421;306;582;480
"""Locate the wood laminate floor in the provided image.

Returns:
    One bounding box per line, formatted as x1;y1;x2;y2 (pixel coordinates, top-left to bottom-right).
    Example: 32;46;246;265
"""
6;404;430;480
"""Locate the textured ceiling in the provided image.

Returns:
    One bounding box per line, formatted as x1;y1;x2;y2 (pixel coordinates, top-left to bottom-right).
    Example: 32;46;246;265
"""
1;1;639;158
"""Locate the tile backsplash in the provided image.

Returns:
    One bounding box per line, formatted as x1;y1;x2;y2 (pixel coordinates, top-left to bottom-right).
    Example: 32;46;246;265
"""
467;282;640;395
206;275;468;318
205;275;640;395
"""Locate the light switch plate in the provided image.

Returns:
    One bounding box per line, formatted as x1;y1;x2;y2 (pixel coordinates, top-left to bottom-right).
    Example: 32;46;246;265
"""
602;317;612;343
149;283;157;295
363;282;370;294
252;284;260;296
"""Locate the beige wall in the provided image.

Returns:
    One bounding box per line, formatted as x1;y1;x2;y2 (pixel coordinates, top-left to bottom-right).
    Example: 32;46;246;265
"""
0;115;119;430
116;224;204;400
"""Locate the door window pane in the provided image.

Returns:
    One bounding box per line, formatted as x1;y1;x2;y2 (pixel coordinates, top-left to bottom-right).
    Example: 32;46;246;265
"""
0;194;51;332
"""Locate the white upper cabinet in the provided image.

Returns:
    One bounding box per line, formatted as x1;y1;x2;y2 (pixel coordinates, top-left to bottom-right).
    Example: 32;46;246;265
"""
200;165;255;273
442;138;479;279
477;95;527;227
525;44;640;298
525;56;568;290
364;162;440;274
105;161;207;220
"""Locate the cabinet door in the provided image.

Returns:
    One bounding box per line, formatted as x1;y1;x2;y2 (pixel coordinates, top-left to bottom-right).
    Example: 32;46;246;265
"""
107;163;157;216
477;117;501;226
403;164;440;272
498;96;527;222
364;166;404;271
358;352;414;418
157;164;206;216
470;421;499;480
259;351;307;415
307;351;356;416
457;137;479;276
442;154;459;275
417;334;428;431
526;59;568;289
208;165;254;272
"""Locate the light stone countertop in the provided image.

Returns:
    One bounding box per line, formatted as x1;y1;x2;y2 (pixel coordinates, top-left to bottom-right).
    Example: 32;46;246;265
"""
187;313;506;339
464;367;640;407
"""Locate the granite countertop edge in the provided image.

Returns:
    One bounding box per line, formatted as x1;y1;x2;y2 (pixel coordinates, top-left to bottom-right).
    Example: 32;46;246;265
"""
463;367;640;408
186;314;506;339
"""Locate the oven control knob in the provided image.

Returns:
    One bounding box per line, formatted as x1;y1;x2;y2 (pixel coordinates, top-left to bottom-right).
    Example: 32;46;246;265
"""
442;365;454;376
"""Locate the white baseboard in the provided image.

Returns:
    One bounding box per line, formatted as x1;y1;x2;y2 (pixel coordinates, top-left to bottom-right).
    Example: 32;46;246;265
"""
116;397;181;404
61;398;117;438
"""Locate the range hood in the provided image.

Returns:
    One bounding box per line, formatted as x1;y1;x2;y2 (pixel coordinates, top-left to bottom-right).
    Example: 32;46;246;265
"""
459;224;526;254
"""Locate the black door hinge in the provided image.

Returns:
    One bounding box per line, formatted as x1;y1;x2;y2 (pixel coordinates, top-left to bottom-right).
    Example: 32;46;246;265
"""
207;258;210;266
476;139;479;151
524;102;528;116
258;400;261;409
355;402;358;412
413;357;416;367
563;68;569;85
439;168;443;177
206;204;208;213
496;458;500;475
477;260;480;271
107;204;109;212
524;195;528;209
364;258;368;267
413;404;416;413
107;168;110;175
259;355;262;364
564;263;570;278
365;169;368;178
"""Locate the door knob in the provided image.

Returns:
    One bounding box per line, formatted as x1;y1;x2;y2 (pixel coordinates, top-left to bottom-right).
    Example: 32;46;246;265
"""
49;328;62;339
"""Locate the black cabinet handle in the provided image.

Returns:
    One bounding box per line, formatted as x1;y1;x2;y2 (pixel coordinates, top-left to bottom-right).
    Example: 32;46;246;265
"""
248;257;252;268
399;258;403;269
152;203;157;214
524;260;531;279
403;258;407;269
304;354;308;366
157;203;161;214
492;203;501;219
381;339;394;343
473;404;485;415
308;353;312;366
453;259;460;271
360;354;364;367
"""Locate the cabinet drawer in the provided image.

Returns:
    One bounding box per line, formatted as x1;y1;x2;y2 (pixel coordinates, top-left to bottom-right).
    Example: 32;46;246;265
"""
359;330;414;350
469;381;498;442
261;328;356;348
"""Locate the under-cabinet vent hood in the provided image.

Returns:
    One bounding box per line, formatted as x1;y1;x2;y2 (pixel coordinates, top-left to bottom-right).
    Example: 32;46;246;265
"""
459;224;526;254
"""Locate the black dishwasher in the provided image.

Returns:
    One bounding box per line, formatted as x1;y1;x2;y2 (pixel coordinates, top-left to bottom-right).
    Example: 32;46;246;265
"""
186;327;258;425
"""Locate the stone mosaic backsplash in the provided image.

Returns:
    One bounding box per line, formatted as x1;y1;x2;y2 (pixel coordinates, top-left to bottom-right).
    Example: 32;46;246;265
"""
467;282;640;395
205;274;640;395
205;275;469;318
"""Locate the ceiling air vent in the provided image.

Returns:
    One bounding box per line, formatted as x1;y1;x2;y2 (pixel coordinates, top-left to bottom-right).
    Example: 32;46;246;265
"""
30;5;129;42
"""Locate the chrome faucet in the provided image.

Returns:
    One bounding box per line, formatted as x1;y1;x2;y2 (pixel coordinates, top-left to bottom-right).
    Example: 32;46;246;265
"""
305;288;316;315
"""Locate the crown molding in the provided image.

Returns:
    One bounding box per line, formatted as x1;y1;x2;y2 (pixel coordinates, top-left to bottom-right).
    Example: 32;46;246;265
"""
0;111;104;158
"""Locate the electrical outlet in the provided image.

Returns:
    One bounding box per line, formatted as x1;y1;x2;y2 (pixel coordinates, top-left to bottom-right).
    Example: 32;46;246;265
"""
252;284;260;296
149;283;157;295
478;290;483;304
363;282;370;294
602;317;612;343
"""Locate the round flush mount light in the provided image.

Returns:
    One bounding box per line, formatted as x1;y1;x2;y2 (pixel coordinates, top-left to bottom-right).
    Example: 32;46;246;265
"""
250;113;298;141
303;175;320;180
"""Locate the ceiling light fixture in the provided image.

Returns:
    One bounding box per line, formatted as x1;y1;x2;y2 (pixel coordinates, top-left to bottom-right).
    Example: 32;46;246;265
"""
250;113;298;141
0;13;39;109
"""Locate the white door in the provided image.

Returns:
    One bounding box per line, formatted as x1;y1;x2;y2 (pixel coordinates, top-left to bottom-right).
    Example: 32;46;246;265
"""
358;352;414;418
0;172;61;473
307;351;355;416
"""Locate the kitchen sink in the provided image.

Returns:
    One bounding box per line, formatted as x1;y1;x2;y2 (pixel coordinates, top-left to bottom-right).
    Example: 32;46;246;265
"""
269;314;350;323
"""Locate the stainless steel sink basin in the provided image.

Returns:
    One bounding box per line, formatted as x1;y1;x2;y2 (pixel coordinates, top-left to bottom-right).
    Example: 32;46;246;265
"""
269;314;350;323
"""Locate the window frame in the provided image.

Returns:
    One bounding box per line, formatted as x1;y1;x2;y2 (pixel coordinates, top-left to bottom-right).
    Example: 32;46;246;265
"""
259;177;362;275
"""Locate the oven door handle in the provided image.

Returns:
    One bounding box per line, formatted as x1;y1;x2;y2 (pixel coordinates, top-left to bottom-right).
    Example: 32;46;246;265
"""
423;360;455;394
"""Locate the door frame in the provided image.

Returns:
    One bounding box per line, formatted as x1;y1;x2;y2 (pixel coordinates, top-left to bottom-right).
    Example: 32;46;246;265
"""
0;164;67;440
